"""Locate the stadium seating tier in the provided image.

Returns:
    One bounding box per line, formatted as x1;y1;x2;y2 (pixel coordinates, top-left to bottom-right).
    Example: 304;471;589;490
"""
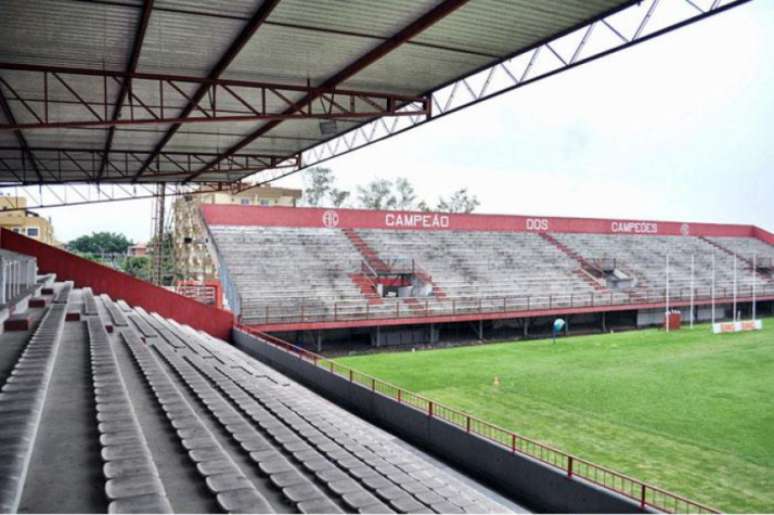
0;282;514;514
206;224;774;326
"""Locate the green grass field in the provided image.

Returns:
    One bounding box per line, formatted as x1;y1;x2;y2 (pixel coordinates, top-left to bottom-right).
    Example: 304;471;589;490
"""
337;320;774;512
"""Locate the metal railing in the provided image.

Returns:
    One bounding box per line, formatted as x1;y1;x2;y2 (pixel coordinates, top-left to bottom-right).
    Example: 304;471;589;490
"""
242;327;719;514
250;282;774;325
0;251;38;305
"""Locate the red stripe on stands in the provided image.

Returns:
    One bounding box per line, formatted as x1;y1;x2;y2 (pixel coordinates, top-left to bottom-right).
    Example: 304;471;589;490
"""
200;205;770;240
0;228;234;340
245;294;774;332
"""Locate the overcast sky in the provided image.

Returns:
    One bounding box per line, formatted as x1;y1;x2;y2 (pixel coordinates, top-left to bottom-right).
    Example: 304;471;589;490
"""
44;1;772;243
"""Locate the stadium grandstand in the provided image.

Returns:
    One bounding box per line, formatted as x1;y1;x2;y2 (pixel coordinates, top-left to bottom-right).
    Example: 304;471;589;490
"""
0;0;762;513
0;276;515;513
202;205;774;348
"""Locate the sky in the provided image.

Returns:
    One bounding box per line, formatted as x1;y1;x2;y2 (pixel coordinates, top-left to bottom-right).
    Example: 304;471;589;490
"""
40;0;773;243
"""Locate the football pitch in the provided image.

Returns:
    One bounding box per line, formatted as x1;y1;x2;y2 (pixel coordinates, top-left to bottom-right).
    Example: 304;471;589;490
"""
336;319;774;512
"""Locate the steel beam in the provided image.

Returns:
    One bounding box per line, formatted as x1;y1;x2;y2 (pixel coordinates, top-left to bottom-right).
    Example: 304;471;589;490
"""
0;147;298;181
183;0;471;182
98;0;154;181
0;89;42;182
0;63;429;132
247;0;752;187
0;180;277;211
132;0;282;181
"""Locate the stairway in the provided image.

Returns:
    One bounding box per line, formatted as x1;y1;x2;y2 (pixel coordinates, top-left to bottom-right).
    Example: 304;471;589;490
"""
341;228;390;273
348;273;383;305
415;271;447;299
342;228;448;300
699;236;770;282
539;233;609;293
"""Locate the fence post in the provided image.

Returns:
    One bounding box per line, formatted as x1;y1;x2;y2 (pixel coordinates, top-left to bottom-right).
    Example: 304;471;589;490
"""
567;456;573;477
348;369;353;382
300;302;305;322
527;296;530;310
425;299;429;317
452;299;456;315
329;362;334;374
466;416;471;433
428;402;433;417
549;295;552;309
371;378;375;391
511;434;516;453
366;302;370;320
334;303;338;321
397;390;402;403
640;484;646;509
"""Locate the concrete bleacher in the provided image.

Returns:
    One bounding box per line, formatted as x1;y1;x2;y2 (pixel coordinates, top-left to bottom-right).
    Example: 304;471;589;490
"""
553;233;774;296
0;280;514;513
207;222;774;326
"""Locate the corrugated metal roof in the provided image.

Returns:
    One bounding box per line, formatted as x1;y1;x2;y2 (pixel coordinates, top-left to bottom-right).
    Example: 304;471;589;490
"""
415;0;627;56
138;9;245;76
0;0;637;184
0;0;136;69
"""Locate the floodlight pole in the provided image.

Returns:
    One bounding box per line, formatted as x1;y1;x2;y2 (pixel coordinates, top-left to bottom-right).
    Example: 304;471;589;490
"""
690;254;695;329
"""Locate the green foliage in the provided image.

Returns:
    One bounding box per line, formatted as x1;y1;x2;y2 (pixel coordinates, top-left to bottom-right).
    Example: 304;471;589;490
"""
436;188;480;213
146;232;177;285
357;177;425;211
357;179;396;210
68;231;133;255
302;167;350;207
303;167;480;213
338;320;774;512
122;256;151;280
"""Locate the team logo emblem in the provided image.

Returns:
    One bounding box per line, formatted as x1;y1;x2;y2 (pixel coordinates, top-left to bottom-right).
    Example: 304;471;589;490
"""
322;210;339;228
680;223;690;236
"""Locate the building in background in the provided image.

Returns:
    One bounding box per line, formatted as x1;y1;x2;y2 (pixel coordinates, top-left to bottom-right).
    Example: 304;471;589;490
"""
0;195;57;245
173;184;302;281
127;243;148;257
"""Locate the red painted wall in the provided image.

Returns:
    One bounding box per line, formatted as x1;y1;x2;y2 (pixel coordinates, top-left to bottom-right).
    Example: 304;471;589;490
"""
0;228;234;340
201;205;769;240
752;226;774;245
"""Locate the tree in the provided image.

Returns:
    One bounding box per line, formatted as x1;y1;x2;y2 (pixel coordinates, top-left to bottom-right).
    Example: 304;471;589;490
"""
357;179;396;210
356;177;427;211
122;256;151;281
328;188;350;208
68;231;133;255
302;167;352;207
436;188;480;213
302;167;335;206
394;178;418;210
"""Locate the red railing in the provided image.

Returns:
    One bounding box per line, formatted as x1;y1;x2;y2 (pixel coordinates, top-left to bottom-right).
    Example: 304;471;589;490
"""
242;327;719;514
251;282;774;325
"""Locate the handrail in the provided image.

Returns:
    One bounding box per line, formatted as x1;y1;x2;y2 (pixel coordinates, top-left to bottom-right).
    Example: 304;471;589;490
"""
240;326;720;514
252;282;774;325
360;259;378;282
